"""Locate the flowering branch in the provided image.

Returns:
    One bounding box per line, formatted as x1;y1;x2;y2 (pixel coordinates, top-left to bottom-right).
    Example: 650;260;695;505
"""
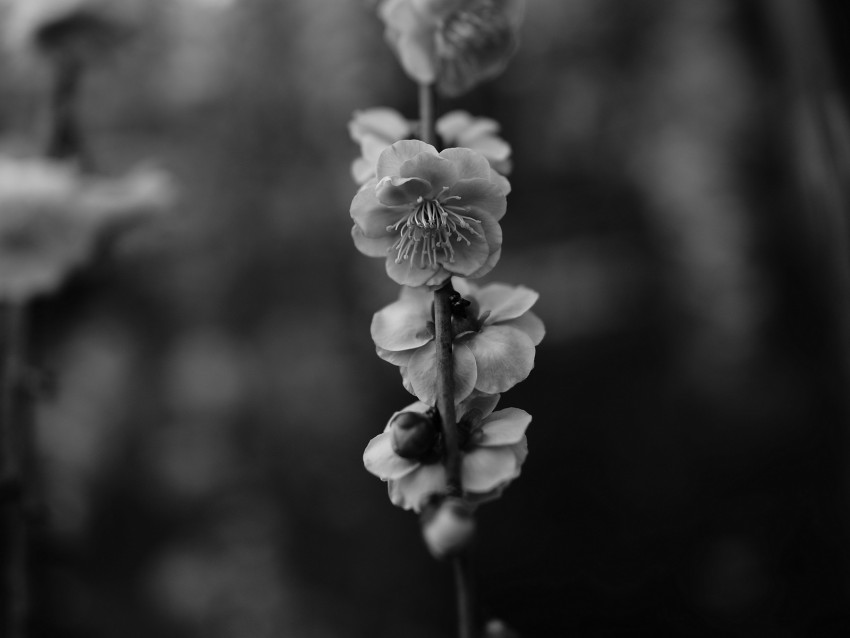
354;3;536;637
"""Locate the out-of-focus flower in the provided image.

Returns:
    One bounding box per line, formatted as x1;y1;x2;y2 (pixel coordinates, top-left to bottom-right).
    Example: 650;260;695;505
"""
349;108;412;185
0;155;174;301
78;165;176;229
363;393;530;511
349;107;512;185
371;278;544;404
421;497;475;558
1;0;138;61
483;619;521;638
351;140;507;287
436;110;511;175
378;0;524;96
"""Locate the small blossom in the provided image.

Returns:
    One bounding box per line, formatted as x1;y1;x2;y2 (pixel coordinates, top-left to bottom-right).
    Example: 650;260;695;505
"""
363;393;530;511
350;140;507;287
421;497;475;559
0;156;174;301
378;0;525;97
371;278;544;404
2;0;137;61
349;107;512;185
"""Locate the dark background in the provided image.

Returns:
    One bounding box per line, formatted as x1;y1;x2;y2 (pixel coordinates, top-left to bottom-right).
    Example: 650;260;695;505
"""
2;0;850;636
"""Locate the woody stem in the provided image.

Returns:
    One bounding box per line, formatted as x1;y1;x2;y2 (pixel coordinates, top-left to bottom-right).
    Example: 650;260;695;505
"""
420;81;476;638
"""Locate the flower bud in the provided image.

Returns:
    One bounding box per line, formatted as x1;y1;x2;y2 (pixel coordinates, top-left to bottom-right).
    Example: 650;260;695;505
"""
390;411;438;459
421;497;475;559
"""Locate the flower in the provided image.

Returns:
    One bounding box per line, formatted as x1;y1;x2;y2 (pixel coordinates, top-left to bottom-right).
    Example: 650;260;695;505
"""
378;0;525;97
363;392;530;511
371;278;544;404
0;155;174;301
1;0;137;62
348;107;412;185
436;110;511;176
350;140;507;287
348;107;512;185
421;497;475;558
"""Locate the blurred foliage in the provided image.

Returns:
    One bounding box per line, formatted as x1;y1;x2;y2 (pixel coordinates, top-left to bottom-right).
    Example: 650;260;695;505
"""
1;0;849;636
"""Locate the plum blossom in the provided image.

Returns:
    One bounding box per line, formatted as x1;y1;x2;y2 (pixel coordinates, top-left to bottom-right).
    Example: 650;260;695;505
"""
349;107;512;185
0;156;174;301
378;0;524;97
371;278;544;404
363;393;530;511
1;0;139;60
350;140;507;287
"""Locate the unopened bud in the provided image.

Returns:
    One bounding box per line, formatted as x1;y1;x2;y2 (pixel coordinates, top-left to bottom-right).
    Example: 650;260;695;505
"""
421;497;475;559
390;411;438;460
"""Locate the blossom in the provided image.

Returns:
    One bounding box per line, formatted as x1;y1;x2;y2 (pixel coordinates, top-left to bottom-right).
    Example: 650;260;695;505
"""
421;497;475;558
348;107;512;185
0;156;174;301
350;140;507;287
363;392;530;511
378;0;525;97
371;278;544;404
1;0;137;61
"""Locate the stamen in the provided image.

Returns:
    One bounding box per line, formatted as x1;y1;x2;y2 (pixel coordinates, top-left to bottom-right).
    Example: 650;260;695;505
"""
389;195;482;267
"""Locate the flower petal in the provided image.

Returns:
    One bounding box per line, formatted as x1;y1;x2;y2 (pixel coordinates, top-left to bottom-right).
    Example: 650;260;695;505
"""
490;169;511;196
451;214;501;279
406;341;477;404
376;346;417;367
461;447;518;493
440;217;492;277
388;463;448;511
435;110;475;143
458;392;501;419
377;140;438;181
399;153;459;195
501;310;545;346
350;181;406;237
371;289;434;351
467;247;501;280
477;283;539;323
509;438;528;467
363;432;420;480
386;256;446;287
478;408;531;446
348;108;411;145
469;325;535;394
352;225;392;257
351;157;376;185
447;178;507;221
438;148;492;181
376;176;432;206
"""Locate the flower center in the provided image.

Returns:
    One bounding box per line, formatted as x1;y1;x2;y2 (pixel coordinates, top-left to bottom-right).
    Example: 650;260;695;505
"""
387;191;482;268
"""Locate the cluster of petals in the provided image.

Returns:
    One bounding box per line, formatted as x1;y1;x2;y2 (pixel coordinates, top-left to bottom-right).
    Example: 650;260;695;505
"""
371;277;544;404
0;155;174;301
363;392;530;511
348;107;511;185
378;0;525;97
350;140;508;287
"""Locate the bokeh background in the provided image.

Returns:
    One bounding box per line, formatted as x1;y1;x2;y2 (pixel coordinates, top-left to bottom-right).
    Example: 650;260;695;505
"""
2;0;850;636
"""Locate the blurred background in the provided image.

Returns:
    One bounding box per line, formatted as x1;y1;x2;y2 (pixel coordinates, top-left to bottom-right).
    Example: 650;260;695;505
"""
2;0;850;635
